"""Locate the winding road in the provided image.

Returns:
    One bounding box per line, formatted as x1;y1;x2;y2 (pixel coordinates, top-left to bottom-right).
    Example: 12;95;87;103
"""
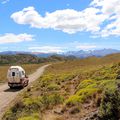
0;64;50;119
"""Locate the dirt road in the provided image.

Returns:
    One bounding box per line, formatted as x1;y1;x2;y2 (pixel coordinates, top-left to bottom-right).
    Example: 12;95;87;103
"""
0;64;50;119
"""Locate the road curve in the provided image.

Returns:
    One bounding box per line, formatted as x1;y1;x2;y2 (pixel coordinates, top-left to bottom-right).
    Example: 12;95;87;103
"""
0;64;50;119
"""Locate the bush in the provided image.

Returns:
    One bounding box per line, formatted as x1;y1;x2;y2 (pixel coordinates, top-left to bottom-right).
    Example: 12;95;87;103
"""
58;73;76;82
42;93;64;108
99;88;120;120
99;80;116;90
18;113;40;120
3;110;15;120
3;100;25;120
77;79;96;90
23;96;43;111
47;83;60;91
65;95;83;106
77;88;99;98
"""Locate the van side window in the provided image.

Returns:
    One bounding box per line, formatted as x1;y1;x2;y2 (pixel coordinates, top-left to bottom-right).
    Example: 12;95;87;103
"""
12;72;15;76
22;71;24;75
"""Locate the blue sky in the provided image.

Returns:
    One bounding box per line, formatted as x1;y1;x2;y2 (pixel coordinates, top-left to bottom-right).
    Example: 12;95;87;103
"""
0;0;120;53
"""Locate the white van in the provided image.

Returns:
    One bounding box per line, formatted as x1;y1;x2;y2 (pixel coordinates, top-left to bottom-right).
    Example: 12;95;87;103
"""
7;66;29;88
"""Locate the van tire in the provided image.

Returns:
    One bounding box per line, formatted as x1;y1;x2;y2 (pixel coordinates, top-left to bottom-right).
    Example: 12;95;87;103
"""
20;85;24;89
10;86;14;89
25;80;29;87
22;81;28;88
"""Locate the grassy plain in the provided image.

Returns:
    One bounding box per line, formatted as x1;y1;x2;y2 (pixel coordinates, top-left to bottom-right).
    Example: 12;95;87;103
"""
3;53;120;120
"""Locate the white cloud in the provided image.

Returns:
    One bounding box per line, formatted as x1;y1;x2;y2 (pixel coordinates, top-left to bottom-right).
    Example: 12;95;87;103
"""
1;0;9;4
91;0;120;37
29;46;64;53
70;41;97;50
0;33;34;44
28;43;98;53
11;6;106;34
11;0;120;37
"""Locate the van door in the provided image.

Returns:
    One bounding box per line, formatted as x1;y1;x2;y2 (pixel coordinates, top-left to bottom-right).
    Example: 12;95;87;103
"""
9;69;20;83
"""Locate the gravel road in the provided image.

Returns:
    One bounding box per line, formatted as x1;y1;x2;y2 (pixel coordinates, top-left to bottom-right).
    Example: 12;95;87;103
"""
0;64;50;119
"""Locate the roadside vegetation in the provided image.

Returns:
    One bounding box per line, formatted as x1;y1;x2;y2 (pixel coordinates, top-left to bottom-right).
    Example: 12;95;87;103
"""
3;53;120;120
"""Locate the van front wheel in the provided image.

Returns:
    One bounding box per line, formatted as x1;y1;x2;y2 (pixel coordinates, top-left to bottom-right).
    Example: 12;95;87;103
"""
23;81;28;87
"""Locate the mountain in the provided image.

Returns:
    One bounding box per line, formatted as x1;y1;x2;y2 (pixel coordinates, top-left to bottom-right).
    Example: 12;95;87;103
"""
32;52;57;58
0;49;120;58
0;54;73;64
0;51;56;58
0;51;31;55
64;49;120;58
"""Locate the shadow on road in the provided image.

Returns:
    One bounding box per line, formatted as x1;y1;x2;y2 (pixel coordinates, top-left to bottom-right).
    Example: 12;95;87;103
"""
4;87;22;92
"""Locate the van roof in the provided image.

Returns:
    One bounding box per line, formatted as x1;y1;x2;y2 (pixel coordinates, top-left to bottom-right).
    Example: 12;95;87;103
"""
10;66;25;71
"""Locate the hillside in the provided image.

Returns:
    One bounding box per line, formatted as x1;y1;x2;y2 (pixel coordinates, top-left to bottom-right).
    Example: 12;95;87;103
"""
1;52;120;65
3;53;120;120
0;54;73;64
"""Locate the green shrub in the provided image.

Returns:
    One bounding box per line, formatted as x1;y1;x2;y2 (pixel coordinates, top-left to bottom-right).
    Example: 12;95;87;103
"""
99;80;116;90
40;74;56;87
42;93;64;108
23;97;43;111
76;88;99;101
58;73;76;82
77;79;96;90
77;88;98;95
47;83;60;91
99;88;120;120
3;101;25;120
41;74;55;81
3;110;14;120
91;65;118;80
18;113;40;120
65;95;83;106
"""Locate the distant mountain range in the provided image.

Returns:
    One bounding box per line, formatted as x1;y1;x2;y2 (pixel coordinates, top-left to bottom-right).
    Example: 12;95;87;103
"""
64;49;120;58
0;49;120;58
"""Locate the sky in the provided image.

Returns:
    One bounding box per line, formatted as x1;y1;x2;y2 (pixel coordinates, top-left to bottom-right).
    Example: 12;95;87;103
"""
0;0;120;53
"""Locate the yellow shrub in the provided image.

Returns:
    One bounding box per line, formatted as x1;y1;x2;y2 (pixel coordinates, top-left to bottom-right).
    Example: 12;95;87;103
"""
77;79;95;90
65;95;83;106
18;113;39;120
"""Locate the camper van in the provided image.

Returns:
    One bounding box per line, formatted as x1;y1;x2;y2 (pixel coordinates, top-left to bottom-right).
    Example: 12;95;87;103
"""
7;66;29;88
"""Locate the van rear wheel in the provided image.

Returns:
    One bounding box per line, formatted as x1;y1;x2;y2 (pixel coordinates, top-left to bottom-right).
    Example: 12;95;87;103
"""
10;86;13;89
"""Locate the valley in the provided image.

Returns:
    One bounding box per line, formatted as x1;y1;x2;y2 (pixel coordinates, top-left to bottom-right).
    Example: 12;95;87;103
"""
2;53;120;120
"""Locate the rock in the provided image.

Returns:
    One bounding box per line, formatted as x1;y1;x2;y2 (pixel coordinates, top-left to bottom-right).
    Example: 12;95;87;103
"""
61;106;67;113
54;108;63;115
82;110;98;120
116;75;120;79
27;87;31;92
89;111;98;120
69;107;80;114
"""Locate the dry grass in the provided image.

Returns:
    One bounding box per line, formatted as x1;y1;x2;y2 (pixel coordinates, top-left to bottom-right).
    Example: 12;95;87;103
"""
3;54;120;120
